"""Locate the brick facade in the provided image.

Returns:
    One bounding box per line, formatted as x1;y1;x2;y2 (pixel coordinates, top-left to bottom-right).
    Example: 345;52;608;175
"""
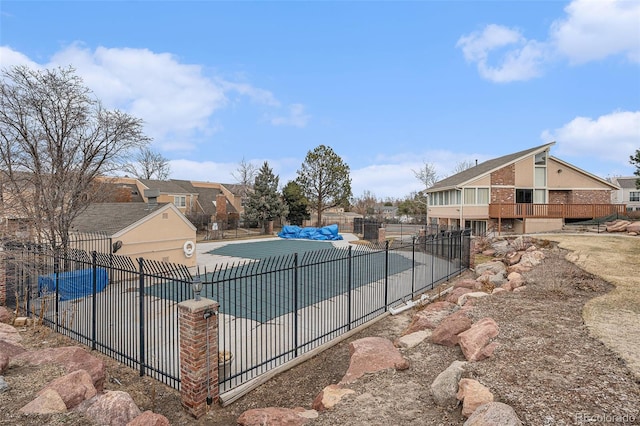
178;298;219;418
490;164;515;186
569;190;611;204
549;190;570;204
491;188;515;203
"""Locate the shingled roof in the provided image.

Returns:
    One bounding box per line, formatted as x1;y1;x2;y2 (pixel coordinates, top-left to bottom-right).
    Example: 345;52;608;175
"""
427;143;555;192
71;202;168;236
613;177;639;189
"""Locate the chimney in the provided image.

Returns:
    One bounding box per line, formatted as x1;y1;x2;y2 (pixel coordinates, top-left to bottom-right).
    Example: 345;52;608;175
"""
475;159;478;166
144;189;160;208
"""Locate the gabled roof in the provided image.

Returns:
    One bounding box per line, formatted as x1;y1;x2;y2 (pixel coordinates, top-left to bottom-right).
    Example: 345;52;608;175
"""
139;179;195;194
427;143;555;192
71;202;196;236
612;176;639;189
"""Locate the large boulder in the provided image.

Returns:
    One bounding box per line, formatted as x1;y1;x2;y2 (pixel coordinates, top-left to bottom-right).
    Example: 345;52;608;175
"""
404;301;458;334
312;384;355;411
458;318;500;362
464;402;523;425
627;222;640;233
127;410;171;426
39;369;97;409
446;288;474;304
340;337;409;384
11;346;105;391
430;360;467;407
0;322;22;343
19;388;67;414
0;306;12;323
475;261;507;277
237;407;316;426
457;378;494;417
79;391;141;426
518;251;545;269
429;311;472;347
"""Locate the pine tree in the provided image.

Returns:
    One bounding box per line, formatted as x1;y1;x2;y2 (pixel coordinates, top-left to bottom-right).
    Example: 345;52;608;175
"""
244;162;288;233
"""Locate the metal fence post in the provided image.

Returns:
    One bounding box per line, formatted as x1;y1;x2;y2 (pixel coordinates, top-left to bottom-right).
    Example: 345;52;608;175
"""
138;257;146;377
347;246;352;330
92;251;97;351
384;240;389;311
54;251;60;333
411;236;416;297
293;253;299;357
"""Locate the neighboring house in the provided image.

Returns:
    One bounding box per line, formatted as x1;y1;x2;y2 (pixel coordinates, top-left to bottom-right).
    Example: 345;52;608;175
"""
70;196;197;267
102;177;242;227
426;142;624;235
610;177;640;212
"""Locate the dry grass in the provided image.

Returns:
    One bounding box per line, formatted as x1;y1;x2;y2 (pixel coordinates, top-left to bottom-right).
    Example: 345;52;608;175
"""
542;233;640;379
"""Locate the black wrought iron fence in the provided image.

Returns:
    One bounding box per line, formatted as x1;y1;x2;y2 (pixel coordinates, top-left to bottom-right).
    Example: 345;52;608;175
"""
1;230;470;395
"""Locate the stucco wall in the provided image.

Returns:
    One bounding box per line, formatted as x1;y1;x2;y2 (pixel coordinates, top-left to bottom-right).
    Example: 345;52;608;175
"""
514;157;534;187
116;210;197;267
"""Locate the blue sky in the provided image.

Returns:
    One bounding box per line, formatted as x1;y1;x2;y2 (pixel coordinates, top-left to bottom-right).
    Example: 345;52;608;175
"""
1;0;639;199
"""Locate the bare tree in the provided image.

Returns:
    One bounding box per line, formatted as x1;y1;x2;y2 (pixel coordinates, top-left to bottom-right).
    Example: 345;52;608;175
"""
412;161;438;189
122;147;171;180
351;190;378;217
0;65;150;248
451;160;475;175
231;157;258;208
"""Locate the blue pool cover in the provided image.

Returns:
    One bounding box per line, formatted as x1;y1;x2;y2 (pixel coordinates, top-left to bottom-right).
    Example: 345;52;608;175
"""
278;224;343;241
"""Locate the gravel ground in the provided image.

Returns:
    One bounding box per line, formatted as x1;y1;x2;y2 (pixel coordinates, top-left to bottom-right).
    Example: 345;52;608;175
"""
1;239;639;425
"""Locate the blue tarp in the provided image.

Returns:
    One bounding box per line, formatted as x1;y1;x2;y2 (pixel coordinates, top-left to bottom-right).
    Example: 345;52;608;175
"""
38;268;108;301
278;224;343;241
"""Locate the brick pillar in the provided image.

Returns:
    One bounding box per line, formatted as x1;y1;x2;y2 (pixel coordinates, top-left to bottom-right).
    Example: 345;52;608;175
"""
178;298;219;418
378;227;386;243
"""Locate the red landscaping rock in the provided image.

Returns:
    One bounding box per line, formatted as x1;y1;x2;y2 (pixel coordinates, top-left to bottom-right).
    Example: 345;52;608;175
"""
237;407;315;426
403;301;458;334
0;306;12;323
127;410;171;426
429;310;472;347
39;369;97;409
11;346;105;391
19;388;67;414
457;378;494;417
446;287;473;304
0;322;22;343
339;336;408;384
464;402;523;425
80;391;141;426
312;384;355;411
458;318;500;362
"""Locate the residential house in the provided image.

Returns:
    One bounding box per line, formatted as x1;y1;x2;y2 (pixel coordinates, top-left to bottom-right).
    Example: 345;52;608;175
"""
611;176;640;213
426;142;624;235
70;194;197;267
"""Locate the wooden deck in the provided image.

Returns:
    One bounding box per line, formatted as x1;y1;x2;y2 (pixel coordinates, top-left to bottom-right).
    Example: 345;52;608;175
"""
488;203;627;220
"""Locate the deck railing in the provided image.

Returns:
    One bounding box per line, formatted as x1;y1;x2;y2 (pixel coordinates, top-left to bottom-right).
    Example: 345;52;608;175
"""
488;203;627;219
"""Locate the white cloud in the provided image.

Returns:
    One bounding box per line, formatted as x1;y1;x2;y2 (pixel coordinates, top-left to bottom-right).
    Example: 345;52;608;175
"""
542;110;640;165
457;24;547;83
1;44;297;150
550;0;640;64
459;0;640;82
49;44;227;148
0;46;40;69
269;103;310;128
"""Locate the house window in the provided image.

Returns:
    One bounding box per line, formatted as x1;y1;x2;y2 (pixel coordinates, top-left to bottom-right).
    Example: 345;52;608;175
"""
477;188;489;204
464;188;475;204
534;189;546;203
162;213;169;219
630;191;640;202
174;196;186;207
535;151;547;165
534;167;546;187
516;189;533;203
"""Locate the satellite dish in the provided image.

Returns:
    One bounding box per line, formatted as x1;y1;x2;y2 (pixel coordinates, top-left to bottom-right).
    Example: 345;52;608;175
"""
112;240;123;253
